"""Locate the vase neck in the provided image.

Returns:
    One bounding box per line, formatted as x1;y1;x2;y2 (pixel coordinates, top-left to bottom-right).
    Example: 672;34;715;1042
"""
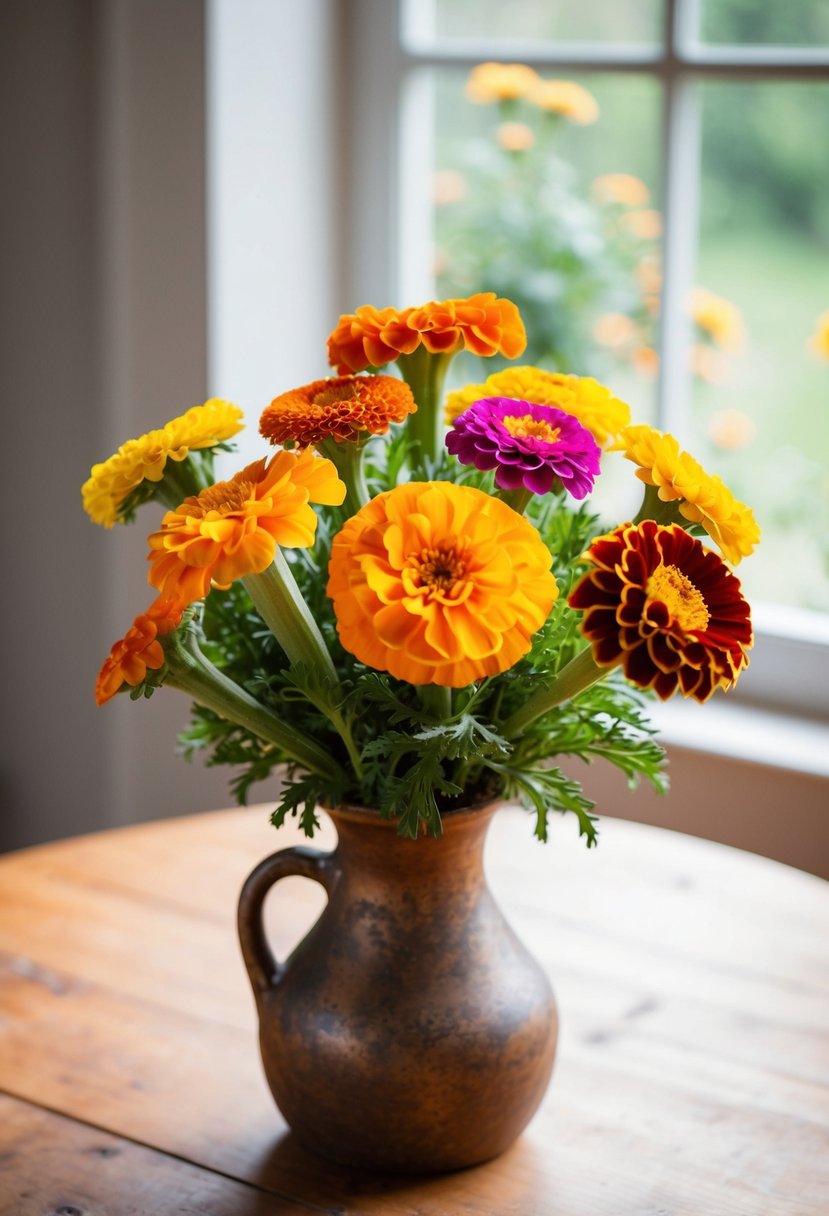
327;803;498;889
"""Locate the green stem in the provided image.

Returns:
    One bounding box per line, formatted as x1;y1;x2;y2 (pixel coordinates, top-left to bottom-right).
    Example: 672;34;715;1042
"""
158;455;205;508
498;487;533;515
633;483;685;526
162;631;346;783
243;555;363;779
397;348;454;478
317;435;370;515
417;684;453;721
500;647;608;739
243;552;338;685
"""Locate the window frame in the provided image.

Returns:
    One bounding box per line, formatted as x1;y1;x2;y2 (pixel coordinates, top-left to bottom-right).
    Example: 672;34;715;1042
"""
343;0;829;723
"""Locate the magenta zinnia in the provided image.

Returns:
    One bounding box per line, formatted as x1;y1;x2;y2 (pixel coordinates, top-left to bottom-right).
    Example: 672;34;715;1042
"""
446;396;601;498
569;521;752;703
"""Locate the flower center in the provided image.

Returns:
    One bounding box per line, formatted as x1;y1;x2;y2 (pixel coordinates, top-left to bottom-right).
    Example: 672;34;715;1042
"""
313;384;359;408
192;478;254;516
502;413;561;444
646;563;710;632
410;545;467;596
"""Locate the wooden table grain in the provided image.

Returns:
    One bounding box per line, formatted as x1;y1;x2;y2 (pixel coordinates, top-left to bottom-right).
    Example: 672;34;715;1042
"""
1;805;827;1215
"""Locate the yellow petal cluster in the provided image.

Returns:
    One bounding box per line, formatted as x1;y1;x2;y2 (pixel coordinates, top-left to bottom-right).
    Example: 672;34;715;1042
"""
619;425;760;565
82;399;244;527
445;366;631;447
592;173;651;208
465;62;540;104
530;80;599;124
327;481;558;688
690;288;745;351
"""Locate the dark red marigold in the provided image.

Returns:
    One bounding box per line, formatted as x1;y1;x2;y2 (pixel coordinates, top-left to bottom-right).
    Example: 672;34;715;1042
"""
569;520;752;703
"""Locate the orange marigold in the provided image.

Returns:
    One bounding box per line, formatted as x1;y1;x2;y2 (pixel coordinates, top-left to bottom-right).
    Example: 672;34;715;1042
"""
327;294;527;374
95;597;183;706
147;450;345;605
260;375;416;447
327;306;421;374
570;521;752;703
328;481;558;688
405;293;527;360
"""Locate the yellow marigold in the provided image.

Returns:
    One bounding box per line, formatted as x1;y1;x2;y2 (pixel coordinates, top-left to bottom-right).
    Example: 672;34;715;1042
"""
260;375;416;447
592;173;650;208
327;294;526;374
592;313;638;349
619;209;663;241
635;256;662;294
619;424;760;564
631;346;660;378
807;310;829;360
445;366;631;447
496;121;536;152
690;287;745;351
530;80;599;124
327;481;558;687
707;409;757;452
690;344;728;384
465;62;540;104
147;450;345;605
95;597;183;706
82;398;244;528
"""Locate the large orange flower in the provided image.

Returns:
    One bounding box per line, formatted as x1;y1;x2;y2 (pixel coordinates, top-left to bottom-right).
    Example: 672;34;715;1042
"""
327;294;526;374
569;521;752;703
260;375;416;447
147;450;345;605
328;481;558;687
95;597;183;706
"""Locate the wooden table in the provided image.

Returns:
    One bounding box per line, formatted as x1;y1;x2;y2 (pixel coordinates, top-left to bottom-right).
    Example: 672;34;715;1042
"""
1;806;827;1215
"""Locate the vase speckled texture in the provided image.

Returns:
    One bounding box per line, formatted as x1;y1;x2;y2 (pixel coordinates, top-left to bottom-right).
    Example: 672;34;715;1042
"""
237;802;558;1173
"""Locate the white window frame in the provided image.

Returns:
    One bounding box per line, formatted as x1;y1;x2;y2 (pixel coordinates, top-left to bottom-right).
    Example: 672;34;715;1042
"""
340;0;829;731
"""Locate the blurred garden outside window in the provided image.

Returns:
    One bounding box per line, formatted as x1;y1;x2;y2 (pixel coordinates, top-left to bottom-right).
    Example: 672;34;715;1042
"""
345;0;829;726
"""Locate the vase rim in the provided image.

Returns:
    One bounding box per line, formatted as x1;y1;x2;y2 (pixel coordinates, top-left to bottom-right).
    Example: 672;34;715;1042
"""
324;797;503;832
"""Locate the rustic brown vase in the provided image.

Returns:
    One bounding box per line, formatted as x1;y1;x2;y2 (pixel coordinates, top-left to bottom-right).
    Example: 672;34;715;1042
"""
237;801;558;1173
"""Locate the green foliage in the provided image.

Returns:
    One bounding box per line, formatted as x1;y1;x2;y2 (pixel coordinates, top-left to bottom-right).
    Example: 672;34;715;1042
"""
173;436;668;845
435;97;657;374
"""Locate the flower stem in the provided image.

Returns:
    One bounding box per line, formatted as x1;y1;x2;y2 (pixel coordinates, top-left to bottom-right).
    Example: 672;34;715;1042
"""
317;436;370;515
417;684;453;721
158;455;205;508
397;348;454;478
243;551;338;685
498;487;533;515
500;646;608;738
162;630;346;783
633;483;685;527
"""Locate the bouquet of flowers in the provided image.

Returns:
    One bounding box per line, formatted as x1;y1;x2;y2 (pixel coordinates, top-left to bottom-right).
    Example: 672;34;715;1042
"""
84;294;759;844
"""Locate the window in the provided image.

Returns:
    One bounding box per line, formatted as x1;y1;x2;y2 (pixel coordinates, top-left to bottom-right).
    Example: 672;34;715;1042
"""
341;0;829;725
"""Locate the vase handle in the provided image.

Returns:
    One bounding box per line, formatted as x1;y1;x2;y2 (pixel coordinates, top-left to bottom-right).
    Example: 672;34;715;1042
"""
237;845;336;1006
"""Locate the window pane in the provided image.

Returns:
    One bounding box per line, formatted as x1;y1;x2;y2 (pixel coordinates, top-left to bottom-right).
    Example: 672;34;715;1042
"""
692;81;829;612
700;0;829;48
415;0;662;45
432;67;662;426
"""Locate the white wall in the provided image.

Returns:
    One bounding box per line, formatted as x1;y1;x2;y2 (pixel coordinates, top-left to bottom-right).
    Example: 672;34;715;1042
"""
1;0;346;850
